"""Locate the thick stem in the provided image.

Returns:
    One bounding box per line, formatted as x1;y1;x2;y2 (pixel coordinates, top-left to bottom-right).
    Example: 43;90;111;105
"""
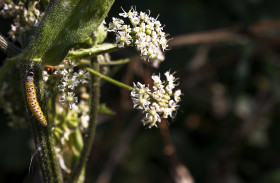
70;58;100;183
27;64;62;183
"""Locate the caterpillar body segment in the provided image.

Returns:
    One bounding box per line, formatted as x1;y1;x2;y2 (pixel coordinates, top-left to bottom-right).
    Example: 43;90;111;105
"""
25;69;47;126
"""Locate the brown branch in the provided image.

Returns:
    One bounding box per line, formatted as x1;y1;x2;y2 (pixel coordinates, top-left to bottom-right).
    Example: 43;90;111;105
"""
159;121;195;183
249;19;280;32
169;19;280;48
169;28;248;48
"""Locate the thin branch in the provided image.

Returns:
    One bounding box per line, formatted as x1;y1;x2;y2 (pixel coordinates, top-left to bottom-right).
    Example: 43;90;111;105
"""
169;20;280;48
159;120;195;183
169;28;248;48
85;67;133;90
99;57;137;66
78;56;139;66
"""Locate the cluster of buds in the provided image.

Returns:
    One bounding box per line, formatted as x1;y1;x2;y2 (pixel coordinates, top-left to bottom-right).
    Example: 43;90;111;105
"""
108;7;169;67
0;1;43;40
131;71;182;128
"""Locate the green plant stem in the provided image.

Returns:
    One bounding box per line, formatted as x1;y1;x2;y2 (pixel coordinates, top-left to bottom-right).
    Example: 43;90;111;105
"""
70;58;100;183
99;58;130;65
78;56;138;66
85;67;133;90
67;43;119;60
99;57;138;65
0;35;21;56
31;122;62;183
28;64;62;183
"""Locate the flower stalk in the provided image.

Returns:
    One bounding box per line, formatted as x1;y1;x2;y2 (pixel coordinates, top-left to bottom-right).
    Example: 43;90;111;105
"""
99;58;131;65
85;67;133;90
70;58;100;183
78;56;137;66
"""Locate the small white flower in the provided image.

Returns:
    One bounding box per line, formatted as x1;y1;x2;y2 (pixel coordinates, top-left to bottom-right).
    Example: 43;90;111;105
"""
142;107;161;128
139;12;149;22
119;7;138;19
42;71;49;82
165;71;176;84
174;90;182;102
108;17;124;31
152;75;162;88
59;69;69;76
61;75;79;90
121;24;131;33
58;84;66;92
73;70;90;84
130;16;140;25
59;92;78;109
115;31;132;48
131;82;151;110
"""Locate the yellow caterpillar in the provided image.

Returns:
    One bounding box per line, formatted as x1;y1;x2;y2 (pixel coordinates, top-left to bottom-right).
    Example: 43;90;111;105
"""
25;69;47;126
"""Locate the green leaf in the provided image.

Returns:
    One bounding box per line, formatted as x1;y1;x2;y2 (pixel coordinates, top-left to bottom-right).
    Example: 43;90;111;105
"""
22;0;115;66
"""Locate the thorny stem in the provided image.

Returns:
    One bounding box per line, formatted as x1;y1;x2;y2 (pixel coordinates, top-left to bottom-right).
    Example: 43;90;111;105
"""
85;67;133;91
67;43;119;60
70;58;100;183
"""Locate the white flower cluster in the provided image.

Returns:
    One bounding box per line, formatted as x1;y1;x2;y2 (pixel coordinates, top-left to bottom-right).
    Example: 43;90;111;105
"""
0;1;43;40
131;71;182;128
108;7;169;67
46;61;89;109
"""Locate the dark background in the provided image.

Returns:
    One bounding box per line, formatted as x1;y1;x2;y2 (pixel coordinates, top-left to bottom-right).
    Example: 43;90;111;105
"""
2;0;280;182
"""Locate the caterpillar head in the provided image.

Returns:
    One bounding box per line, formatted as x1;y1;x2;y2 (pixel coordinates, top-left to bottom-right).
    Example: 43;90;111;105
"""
27;69;34;77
